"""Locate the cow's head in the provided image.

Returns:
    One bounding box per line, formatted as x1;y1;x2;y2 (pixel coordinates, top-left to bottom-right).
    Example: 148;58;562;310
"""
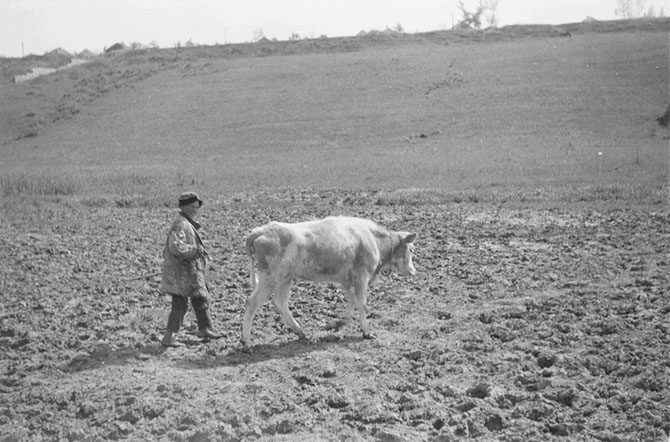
390;232;417;276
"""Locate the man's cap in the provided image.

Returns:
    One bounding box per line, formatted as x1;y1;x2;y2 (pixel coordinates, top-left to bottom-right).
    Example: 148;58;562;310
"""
178;192;203;207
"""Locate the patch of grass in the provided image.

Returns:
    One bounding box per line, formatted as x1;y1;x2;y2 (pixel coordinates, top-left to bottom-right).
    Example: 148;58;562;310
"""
570;183;669;204
79;196;112;208
80;174;174;208
0;173;80;196
112;194;162;208
373;184;668;206
375;188;459;205
0;172;176;209
80;194;167;209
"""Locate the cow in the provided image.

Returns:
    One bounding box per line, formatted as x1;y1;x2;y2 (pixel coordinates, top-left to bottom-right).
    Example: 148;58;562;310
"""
241;216;417;351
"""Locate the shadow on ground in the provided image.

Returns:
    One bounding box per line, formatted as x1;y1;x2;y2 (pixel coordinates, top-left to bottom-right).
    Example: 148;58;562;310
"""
63;343;169;373
62;334;365;373
176;335;366;369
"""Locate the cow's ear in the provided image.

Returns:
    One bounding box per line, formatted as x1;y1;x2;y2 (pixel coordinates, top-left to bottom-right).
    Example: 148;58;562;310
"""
403;232;417;244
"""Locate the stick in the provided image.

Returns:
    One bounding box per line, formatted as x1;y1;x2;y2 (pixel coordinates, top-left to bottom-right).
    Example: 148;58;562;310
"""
122;272;162;282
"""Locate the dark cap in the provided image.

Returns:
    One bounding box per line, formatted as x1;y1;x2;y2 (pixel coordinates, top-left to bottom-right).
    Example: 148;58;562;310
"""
178;192;203;207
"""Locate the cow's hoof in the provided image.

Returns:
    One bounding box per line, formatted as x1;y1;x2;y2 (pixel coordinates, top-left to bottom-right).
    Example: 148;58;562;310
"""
362;332;376;340
241;344;253;354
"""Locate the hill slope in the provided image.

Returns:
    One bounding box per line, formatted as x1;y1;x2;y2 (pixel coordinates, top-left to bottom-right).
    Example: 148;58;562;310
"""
1;19;668;200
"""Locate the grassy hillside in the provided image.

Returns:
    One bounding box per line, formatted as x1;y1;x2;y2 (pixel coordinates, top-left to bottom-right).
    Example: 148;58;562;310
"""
1;18;668;205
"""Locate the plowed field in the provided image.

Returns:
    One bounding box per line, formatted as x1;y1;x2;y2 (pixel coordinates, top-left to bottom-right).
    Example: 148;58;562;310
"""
1;194;668;441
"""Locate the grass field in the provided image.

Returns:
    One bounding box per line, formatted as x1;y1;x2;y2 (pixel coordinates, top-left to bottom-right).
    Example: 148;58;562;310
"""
1;19;668;207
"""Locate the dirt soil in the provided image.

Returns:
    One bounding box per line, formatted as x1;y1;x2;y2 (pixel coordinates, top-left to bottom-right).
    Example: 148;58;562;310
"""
1;193;668;442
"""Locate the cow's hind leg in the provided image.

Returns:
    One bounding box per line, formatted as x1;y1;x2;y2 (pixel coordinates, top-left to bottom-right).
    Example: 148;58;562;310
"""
241;277;273;351
273;279;307;341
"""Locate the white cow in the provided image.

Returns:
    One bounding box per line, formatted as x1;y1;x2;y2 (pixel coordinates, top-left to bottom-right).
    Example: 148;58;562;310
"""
241;216;417;351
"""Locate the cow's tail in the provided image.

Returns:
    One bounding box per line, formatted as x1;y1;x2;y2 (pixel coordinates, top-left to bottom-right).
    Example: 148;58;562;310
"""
246;230;262;289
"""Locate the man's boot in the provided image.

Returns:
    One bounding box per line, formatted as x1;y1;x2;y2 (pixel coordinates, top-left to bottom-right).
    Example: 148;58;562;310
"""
192;297;221;340
161;331;180;347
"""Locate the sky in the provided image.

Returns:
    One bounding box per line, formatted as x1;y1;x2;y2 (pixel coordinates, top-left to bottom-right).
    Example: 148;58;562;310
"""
0;0;666;57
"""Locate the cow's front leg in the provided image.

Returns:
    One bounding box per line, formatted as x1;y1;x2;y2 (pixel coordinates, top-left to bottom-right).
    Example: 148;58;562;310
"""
325;288;355;331
273;280;307;340
353;280;374;339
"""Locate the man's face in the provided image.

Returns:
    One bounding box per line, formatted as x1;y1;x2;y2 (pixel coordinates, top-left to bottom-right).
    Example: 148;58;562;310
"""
181;201;200;218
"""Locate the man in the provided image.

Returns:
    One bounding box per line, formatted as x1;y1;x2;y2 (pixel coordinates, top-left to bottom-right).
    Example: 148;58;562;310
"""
160;191;221;347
